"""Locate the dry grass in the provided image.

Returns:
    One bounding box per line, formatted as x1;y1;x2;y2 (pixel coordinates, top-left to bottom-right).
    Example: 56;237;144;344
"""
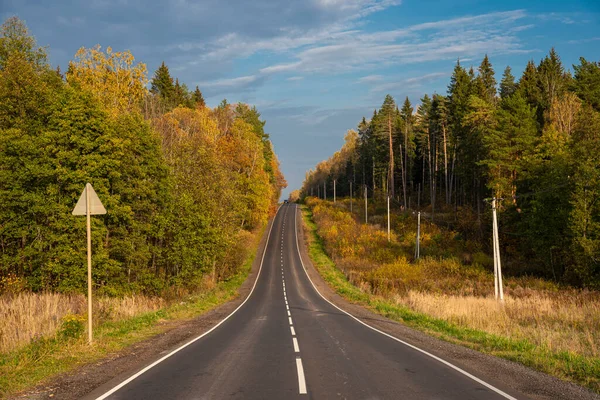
306;197;600;360
397;290;600;358
0;292;165;354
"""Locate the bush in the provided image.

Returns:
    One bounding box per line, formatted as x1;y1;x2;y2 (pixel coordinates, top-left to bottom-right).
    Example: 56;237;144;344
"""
58;314;85;340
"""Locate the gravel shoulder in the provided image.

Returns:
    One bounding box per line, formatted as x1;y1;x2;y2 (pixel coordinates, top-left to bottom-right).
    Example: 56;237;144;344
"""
294;206;599;400
12;215;275;400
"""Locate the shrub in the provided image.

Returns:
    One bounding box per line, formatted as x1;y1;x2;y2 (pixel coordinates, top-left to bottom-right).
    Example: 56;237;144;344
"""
58;314;85;340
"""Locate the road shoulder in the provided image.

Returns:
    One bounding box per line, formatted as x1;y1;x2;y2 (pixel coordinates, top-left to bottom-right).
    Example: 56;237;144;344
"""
294;205;599;400
13;214;277;400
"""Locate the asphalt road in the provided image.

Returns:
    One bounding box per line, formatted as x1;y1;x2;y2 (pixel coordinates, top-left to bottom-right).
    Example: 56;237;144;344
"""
92;203;526;400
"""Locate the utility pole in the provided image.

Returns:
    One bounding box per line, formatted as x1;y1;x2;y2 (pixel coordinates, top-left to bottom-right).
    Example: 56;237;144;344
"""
364;185;368;224
492;198;504;302
417;183;421;210
387;195;391;242
350;182;353;213
334;179;336;204
415;212;421;259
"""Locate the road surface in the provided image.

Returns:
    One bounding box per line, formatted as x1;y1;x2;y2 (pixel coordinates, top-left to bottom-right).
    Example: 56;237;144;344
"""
92;204;525;399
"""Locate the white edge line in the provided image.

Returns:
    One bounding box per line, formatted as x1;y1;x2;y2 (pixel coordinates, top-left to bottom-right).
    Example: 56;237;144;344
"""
292;205;518;400
296;357;307;394
94;205;283;400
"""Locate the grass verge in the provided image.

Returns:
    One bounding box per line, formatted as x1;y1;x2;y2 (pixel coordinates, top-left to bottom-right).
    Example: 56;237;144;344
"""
0;225;264;399
301;205;600;393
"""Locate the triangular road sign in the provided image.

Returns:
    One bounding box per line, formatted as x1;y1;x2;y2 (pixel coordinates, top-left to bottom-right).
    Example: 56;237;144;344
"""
72;183;107;215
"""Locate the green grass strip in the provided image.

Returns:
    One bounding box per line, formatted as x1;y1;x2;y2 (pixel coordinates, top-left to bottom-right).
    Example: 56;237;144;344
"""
301;205;600;394
0;226;263;399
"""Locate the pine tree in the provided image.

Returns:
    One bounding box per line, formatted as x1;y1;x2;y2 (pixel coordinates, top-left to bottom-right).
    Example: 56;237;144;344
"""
537;48;570;125
482;93;537;201
447;60;472;206
415;94;432;199
476;55;497;103
374;95;397;197
573;57;600;111
569;106;600;286
399;97;415;207
193;86;206;108
517;60;541;108
173;78;184;107
150;61;174;100
500;66;517;99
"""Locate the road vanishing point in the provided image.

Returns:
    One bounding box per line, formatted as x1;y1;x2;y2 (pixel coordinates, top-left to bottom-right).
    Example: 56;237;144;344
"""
87;204;525;400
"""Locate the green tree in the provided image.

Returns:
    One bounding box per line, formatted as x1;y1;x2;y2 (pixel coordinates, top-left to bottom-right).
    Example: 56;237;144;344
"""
475;54;497;103
572;57;600;111
482;93;538;202
192;86;206;108
150;61;174;100
537;48;570;125
569;106;600;286
518;60;541;109
500;66;517;99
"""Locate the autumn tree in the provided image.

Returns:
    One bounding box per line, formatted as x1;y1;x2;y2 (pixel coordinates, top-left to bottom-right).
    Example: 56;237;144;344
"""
67;45;148;117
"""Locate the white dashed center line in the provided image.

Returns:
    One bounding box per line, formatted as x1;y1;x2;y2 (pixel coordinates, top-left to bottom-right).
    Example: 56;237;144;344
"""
282;206;306;395
296;358;307;394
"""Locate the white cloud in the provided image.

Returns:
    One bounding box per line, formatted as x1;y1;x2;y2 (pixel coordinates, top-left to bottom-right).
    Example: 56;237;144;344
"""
255;10;532;76
358;74;384;83
287;76;304;81
370;72;448;93
199;74;268;95
194;9;534;96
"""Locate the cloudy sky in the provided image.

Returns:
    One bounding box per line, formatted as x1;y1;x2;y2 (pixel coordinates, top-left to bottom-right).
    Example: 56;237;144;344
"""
2;0;599;198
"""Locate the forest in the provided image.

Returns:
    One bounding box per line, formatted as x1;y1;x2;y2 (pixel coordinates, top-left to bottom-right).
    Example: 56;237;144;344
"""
0;17;286;295
301;49;600;288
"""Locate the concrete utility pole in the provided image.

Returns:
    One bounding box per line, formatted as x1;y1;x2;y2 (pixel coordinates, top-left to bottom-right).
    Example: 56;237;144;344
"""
334;179;336;204
350;182;353;213
364;185;368;224
491;198;504;302
415;212;421;259
387;195;391;242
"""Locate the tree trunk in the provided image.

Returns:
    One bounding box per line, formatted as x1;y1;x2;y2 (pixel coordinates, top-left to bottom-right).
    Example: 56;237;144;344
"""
399;143;407;209
443;124;449;205
388;115;395;198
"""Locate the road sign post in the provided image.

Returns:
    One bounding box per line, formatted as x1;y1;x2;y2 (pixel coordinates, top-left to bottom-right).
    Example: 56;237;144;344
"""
73;183;106;344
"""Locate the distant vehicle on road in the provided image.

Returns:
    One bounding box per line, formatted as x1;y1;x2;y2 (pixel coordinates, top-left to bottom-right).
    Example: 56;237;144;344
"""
283;199;289;204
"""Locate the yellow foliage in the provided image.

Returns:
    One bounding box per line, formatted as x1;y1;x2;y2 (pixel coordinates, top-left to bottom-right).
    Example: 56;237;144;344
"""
67;45;148;117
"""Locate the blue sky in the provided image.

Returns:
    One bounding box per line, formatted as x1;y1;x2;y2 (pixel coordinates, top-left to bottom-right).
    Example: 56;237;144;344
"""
2;0;599;198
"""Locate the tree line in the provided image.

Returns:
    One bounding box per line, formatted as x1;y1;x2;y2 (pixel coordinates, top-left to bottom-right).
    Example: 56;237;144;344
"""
0;17;286;295
301;49;600;288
